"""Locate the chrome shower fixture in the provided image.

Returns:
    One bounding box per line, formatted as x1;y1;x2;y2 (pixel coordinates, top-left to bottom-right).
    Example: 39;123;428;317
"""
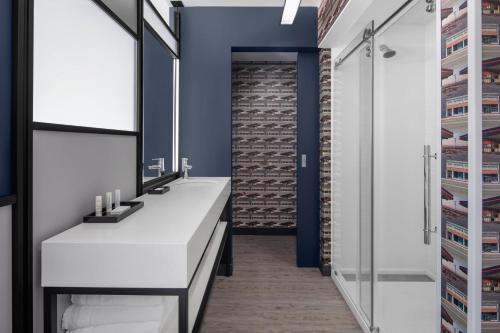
379;44;396;58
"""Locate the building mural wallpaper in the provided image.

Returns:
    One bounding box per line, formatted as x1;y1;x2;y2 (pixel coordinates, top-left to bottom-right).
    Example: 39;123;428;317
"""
441;1;500;332
441;0;469;332
481;1;500;331
231;61;298;230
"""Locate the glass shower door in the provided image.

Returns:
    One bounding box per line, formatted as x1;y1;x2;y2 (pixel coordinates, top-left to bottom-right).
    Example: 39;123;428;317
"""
372;1;438;332
332;22;374;327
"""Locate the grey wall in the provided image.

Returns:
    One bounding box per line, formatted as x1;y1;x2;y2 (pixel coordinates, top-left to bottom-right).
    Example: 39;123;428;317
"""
32;131;136;332
179;7;318;176
0;205;12;333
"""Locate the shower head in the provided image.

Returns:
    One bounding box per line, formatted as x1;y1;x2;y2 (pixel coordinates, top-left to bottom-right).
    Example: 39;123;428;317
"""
379;44;396;58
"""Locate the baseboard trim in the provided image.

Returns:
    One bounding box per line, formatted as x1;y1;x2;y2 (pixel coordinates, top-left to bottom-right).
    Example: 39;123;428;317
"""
233;227;297;236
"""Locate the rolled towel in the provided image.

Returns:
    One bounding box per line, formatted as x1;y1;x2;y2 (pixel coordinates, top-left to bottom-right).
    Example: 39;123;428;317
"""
160;297;178;333
71;295;164;307
62;304;164;330
67;321;161;333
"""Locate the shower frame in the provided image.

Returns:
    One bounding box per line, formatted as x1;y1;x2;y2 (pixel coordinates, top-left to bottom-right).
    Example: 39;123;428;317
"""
330;0;443;332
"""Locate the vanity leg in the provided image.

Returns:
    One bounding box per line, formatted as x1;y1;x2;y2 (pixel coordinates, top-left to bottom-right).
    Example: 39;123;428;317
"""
43;288;57;333
178;290;189;333
218;198;233;277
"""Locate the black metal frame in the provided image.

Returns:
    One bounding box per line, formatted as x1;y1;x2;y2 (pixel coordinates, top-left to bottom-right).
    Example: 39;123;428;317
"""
0;194;16;207
44;198;233;333
140;4;181;193
11;0;183;330
12;0;33;331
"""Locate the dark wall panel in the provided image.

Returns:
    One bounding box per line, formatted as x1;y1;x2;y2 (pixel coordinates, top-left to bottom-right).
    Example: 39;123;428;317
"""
143;26;174;177
179;7;317;176
296;51;320;267
0;0;12;197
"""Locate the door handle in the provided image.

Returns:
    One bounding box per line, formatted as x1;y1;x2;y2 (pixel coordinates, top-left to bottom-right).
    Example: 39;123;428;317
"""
423;145;437;245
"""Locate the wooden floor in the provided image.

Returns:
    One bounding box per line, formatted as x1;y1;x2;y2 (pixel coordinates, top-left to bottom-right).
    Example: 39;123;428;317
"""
200;236;362;333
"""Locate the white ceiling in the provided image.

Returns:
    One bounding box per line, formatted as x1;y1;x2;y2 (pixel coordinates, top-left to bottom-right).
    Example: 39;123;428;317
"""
181;0;320;7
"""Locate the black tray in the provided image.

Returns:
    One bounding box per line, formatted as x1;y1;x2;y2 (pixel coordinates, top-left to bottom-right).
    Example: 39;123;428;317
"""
83;201;144;223
148;185;170;195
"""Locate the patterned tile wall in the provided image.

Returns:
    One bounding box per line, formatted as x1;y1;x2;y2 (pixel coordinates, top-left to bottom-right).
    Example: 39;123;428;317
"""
232;61;298;229
319;49;332;265
318;0;347;267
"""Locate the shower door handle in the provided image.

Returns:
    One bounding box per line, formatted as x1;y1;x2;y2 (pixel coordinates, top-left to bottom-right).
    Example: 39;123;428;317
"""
423;145;437;245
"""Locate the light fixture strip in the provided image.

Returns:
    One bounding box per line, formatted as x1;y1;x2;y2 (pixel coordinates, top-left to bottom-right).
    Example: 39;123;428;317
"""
281;0;301;25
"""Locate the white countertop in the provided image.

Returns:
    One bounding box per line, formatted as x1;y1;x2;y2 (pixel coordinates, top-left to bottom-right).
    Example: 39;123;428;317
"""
42;177;231;289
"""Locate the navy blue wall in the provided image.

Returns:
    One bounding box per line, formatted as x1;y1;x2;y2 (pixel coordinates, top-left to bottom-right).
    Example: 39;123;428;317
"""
179;7;317;176
297;51;320;267
0;0;12;197
143;26;174;177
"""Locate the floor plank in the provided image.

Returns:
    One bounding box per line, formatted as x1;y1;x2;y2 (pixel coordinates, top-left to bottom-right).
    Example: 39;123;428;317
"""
200;235;362;333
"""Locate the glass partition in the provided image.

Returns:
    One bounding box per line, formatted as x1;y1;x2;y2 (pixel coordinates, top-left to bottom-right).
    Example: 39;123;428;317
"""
332;22;374;326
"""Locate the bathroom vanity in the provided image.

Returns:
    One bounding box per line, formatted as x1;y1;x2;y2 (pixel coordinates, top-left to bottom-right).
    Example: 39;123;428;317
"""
41;177;232;333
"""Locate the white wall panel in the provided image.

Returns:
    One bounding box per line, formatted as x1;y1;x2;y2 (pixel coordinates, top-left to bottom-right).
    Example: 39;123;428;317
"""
33;0;137;131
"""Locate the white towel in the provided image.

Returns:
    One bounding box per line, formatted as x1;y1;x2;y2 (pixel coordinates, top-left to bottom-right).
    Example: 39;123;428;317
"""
159;297;178;333
62;304;164;330
71;295;164;307
67;321;161;333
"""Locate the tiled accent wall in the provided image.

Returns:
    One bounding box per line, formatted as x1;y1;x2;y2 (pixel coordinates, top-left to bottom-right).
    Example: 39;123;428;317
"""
318;0;346;269
319;49;332;265
232;61;298;229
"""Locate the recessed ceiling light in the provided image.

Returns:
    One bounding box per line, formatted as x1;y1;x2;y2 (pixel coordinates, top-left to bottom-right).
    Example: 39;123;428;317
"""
281;0;301;25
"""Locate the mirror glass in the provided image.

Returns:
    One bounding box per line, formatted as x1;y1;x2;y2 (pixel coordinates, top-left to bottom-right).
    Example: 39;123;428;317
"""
142;22;177;184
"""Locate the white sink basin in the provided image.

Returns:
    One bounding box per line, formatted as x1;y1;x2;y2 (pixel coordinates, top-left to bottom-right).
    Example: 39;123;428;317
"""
173;179;218;186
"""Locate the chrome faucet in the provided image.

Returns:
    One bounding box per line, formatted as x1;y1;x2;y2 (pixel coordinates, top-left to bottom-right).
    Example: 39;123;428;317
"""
182;158;192;179
148;158;165;177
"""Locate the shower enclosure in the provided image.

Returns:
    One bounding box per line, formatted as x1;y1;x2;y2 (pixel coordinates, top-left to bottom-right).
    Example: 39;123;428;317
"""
331;1;440;332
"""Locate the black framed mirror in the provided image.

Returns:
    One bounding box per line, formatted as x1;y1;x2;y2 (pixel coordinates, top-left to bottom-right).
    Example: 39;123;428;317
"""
141;0;180;192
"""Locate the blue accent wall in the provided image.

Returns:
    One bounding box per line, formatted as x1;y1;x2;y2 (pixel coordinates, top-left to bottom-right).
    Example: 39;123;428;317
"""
179;7;318;176
0;0;12;197
143;26;174;177
297;51;320;267
179;7;319;267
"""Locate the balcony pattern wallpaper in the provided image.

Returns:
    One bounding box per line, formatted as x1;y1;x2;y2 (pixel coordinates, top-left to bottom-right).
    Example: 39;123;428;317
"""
231;61;298;229
441;0;469;332
481;1;500;331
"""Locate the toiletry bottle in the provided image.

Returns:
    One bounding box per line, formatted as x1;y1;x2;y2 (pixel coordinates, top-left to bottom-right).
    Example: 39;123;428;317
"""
115;189;121;208
105;192;113;214
95;196;103;217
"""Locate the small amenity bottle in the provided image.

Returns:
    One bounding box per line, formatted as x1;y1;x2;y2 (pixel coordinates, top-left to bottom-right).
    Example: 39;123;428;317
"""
95;196;102;217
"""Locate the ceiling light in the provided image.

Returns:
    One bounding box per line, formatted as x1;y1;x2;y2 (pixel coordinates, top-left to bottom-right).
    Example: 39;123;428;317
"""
281;0;301;25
